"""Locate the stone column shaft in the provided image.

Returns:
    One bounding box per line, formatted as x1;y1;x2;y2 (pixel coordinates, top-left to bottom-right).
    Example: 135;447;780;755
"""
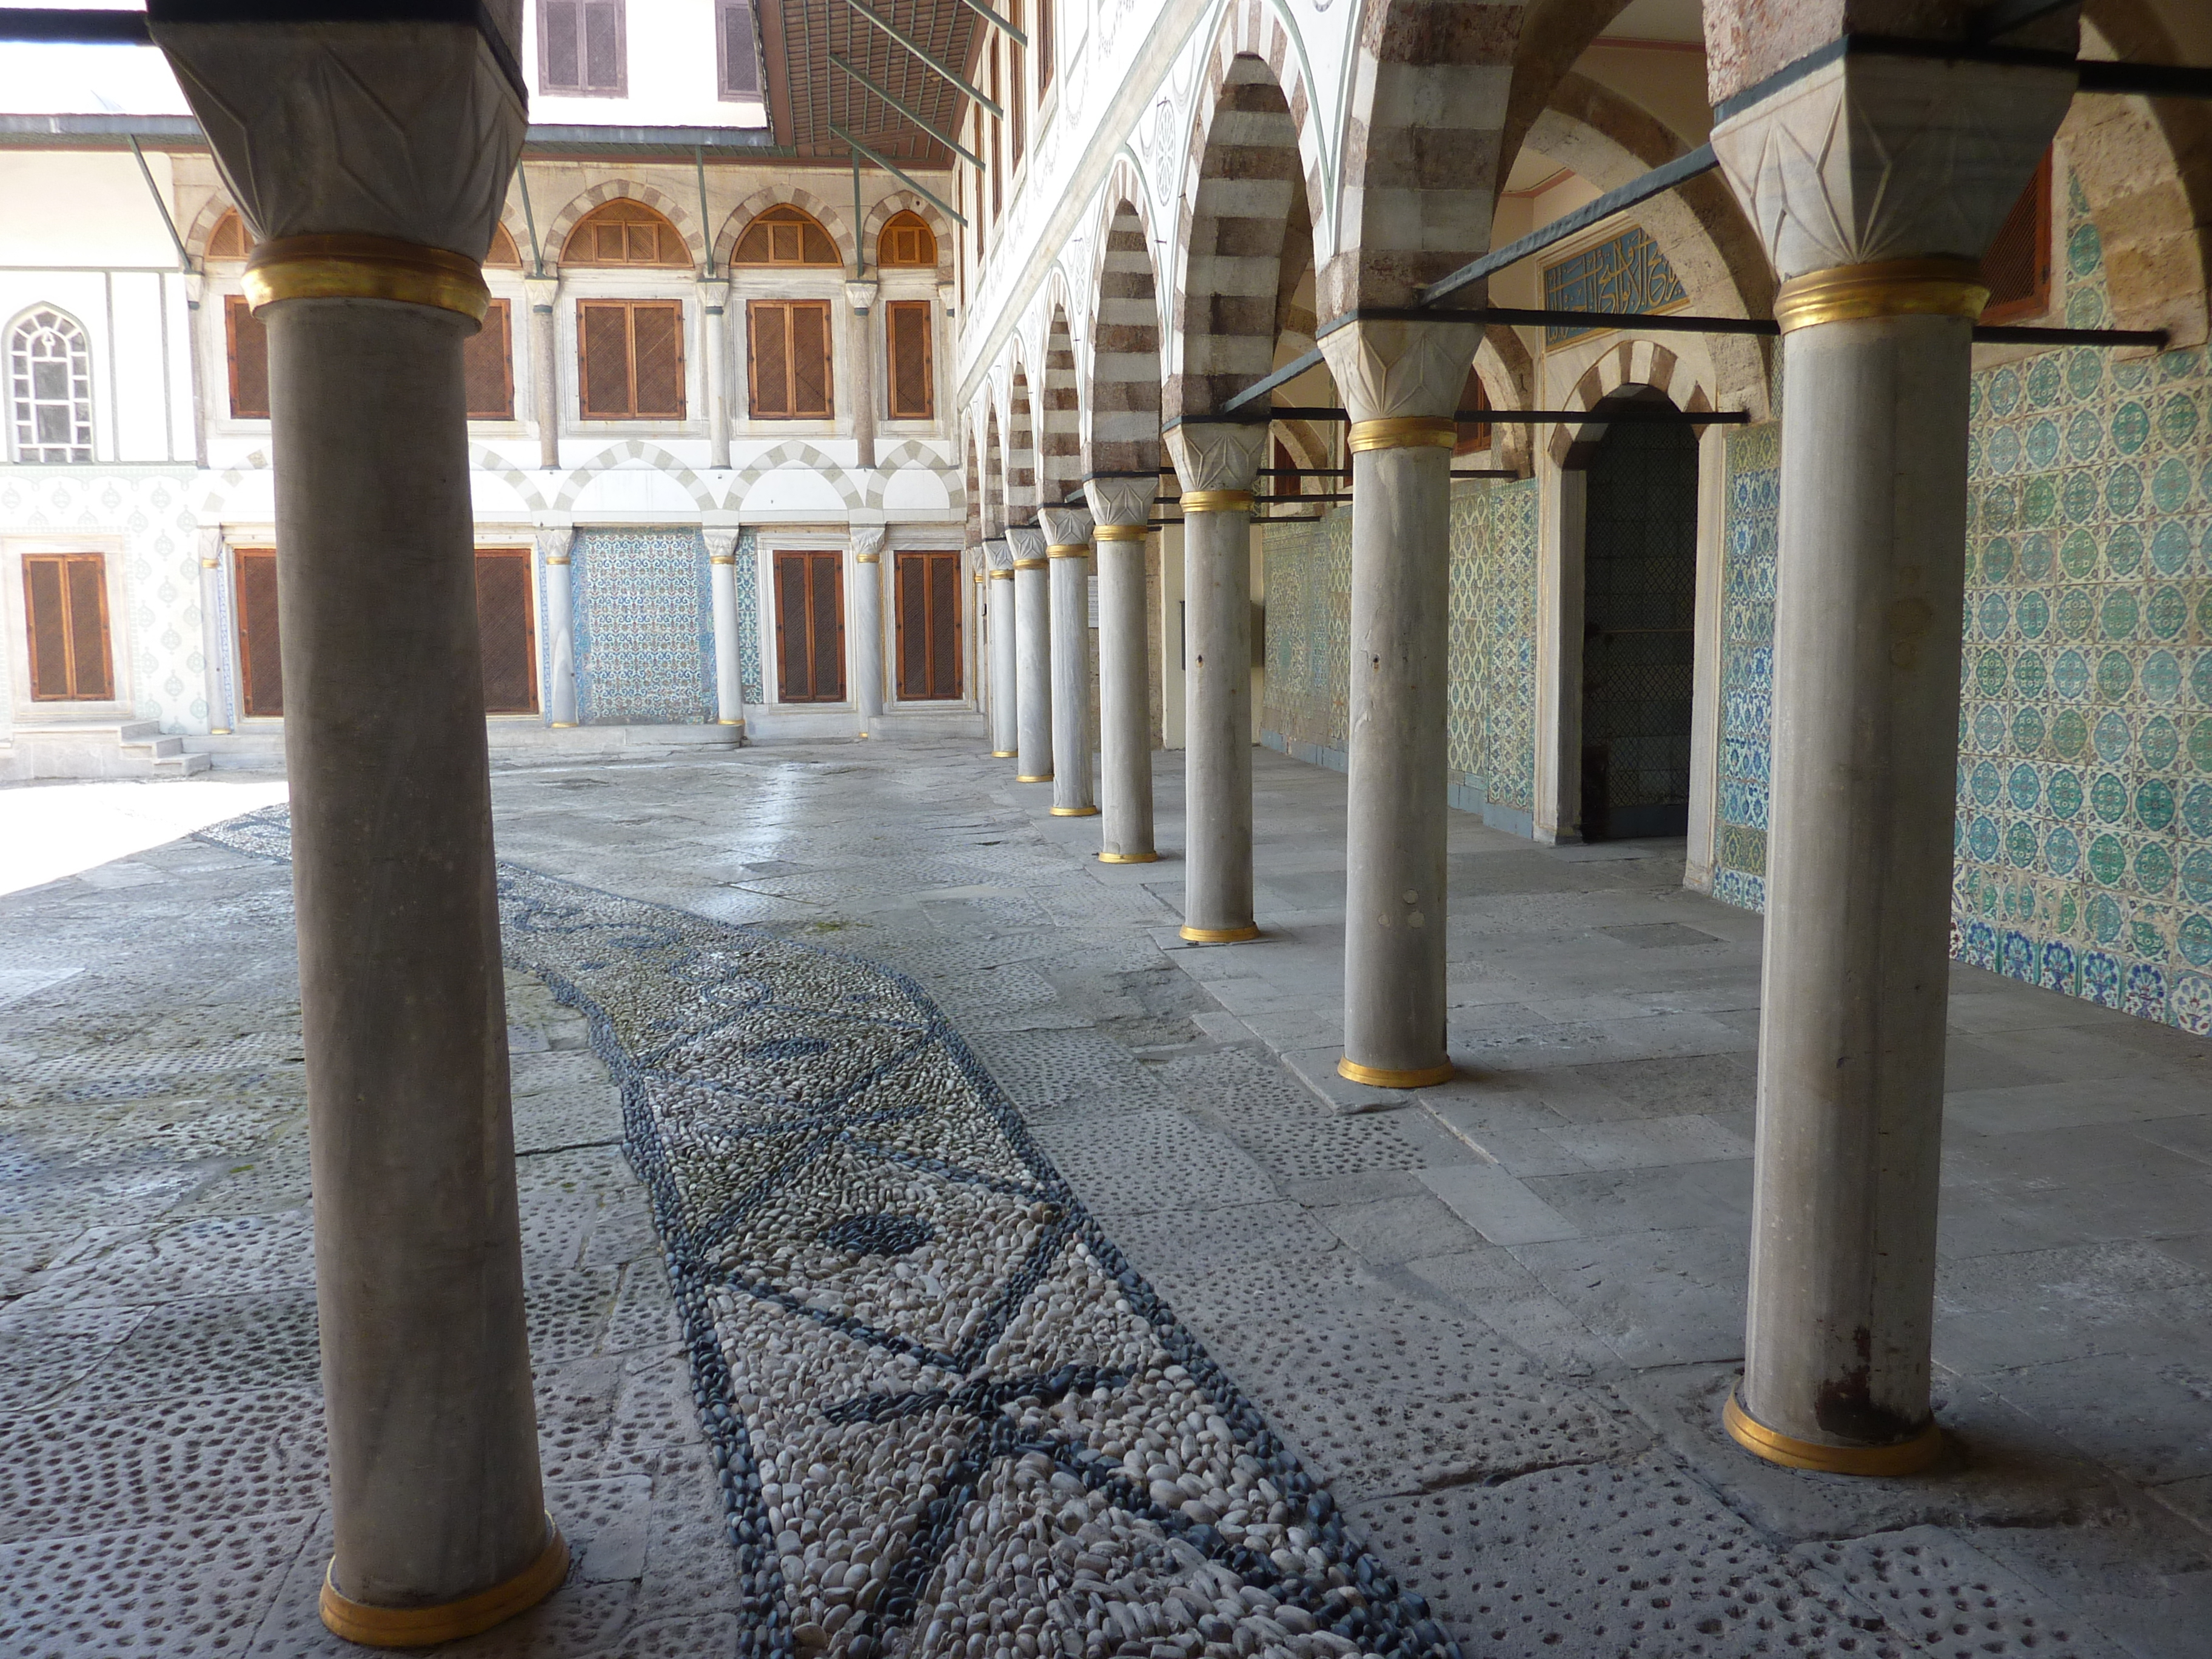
525;275;558;471
1041;504;1096;816
198;528;234;734
851;526;886;737
847;280;879;472
702;279;731;471
984;538;1016;757
1008;525;1053;782
540;527;577;727
1085;475;1160;863
705;527;745;732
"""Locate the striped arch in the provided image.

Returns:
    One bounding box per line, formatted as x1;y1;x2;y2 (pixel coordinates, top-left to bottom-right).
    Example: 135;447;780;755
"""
1471;325;1537;477
862;440;959;509
1547;339;1715;471
542;180;707;272
1177;2;1330;276
183;194;241;261
716;185;856;271
859;190;956;282
1038;303;1082;513
471;445;548;511
1085;184;1163;480
1170;50;1320;423
726;441;865;508
982;405;1005;538
1004;357;1037;528
553;440;716;510
964;435;982;548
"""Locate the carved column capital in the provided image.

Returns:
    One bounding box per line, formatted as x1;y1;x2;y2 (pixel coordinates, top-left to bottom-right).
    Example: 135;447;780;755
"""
849;525;890;560
534;524;575;565
845;279;880;315
1004;525;1049;563
1164;423;1267;494
981;537;1013;572
1037;505;1094;546
702;527;740;563
1084;475;1158;529
1318;318;1485;424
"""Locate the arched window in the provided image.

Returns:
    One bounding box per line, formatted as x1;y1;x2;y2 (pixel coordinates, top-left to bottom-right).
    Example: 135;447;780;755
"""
878;210;936;269
560;198;691;267
731;203;840;267
205;210;250;261
485;222;524;269
8;309;94;463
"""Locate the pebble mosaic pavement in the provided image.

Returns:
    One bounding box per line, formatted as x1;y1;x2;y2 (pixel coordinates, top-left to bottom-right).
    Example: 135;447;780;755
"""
2;743;2210;1658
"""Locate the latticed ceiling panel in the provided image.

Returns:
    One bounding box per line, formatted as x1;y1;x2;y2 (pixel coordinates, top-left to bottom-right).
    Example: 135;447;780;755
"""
764;0;981;166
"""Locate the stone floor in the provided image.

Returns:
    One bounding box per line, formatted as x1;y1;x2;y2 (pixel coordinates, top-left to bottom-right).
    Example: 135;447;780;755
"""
4;739;2211;1657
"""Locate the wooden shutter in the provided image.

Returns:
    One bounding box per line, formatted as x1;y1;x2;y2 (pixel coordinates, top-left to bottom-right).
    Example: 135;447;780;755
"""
583;0;624;90
23;553;113;702
463;298;514;419
578;301;631;416
226;295;269;420
896;550;960;699
475;549;538;713
235;548;283;717
541;0;623;93
719;0;760;97
1455;366;1490;455
630;300;685;417
749;300;831;419
886;301;933;420
1982;150;2053;324
773;551;844;702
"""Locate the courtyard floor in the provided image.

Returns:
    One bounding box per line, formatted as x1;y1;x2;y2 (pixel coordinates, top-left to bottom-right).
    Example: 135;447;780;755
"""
2;738;2209;1657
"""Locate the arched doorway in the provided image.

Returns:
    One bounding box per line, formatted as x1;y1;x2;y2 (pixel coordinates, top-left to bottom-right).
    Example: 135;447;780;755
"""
1579;417;1698;841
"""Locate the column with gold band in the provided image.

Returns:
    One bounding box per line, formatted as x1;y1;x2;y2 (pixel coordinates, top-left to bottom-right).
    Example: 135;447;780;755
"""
982;538;1018;757
1163;424;1268;942
1708;43;2074;1475
704;526;748;733
1085;474;1162;863
1041;506;1099;817
153;13;561;1640
849;526;887;739
1007;526;1054;782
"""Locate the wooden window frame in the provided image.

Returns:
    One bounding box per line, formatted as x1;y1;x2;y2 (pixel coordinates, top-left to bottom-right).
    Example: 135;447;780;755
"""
716;0;762;100
1037;0;1053;95
1008;0;1025;167
22;551;113;702
474;546;541;715
877;211;937;270
576;298;686;421
729;205;842;269
894;548;963;701
746;299;835;421
773;549;846;703
538;0;626;97
466;298;517;421
883;300;934;422
233;546;282;717
1981;150;2054;326
560;199;691;269
225;295;270;421
8;307;96;464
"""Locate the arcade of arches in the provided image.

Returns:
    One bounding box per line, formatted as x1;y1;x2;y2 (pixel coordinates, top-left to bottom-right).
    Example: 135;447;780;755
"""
9;1;2212;1654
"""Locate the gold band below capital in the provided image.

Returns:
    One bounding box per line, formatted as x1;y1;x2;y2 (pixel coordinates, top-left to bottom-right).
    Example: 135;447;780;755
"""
1348;417;1458;454
1773;258;1988;334
1338;1057;1454;1088
1179;923;1260;943
1723;1389;1944;1476
1047;545;1089;559
320;1520;568;1647
1011;558;1048;571
1093;523;1150;542
245;233;491;323
988;570;1014;581
1179;490;1253;514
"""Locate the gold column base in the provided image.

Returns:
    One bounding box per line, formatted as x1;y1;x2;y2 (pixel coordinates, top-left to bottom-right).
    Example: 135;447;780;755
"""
320;1521;568;1647
1099;851;1160;863
208;727;232;737
1723;1389;1943;1476
1179;923;1260;943
549;722;578;729
856;731;870;739
989;749;1017;758
1016;773;1053;783
717;718;743;728
1338;1057;1455;1088
1049;805;1101;817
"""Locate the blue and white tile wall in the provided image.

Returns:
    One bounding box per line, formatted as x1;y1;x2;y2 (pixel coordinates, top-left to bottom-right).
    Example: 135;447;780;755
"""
572;528;717;726
1713;166;2212;1035
736;526;765;706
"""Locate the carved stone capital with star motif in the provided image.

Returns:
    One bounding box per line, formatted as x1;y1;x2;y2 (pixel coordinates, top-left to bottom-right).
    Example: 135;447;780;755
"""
1163;423;1267;495
1318;318;1486;424
1083;475;1158;530
1037;506;1094;546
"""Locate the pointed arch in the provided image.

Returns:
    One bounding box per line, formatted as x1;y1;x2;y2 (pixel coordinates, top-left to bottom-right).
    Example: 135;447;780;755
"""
862;192;956;280
1040;304;1082;513
715;184;857;272
1085;187;1162;481
1004;358;1038;527
186;198;245;263
541;181;705;272
560;198;693;267
553;440;715;510
727;441;864;508
982;404;1005;539
729;203;843;268
1547;340;1715;471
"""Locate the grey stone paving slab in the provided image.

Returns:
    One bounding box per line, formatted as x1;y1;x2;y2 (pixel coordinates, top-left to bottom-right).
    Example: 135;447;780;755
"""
1508;1226;1751;1366
1416;1164;1581;1245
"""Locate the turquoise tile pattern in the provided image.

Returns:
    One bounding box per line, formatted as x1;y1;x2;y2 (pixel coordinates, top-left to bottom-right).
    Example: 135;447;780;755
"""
572;527;718;726
1713;170;2212;1035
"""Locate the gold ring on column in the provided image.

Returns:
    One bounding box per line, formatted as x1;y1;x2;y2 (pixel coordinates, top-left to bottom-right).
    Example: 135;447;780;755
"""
854;552;879;564
1179;490;1253;513
1347;417;1458;453
1723;1389;1944;1475
545;554;570;566
244;233;491;323
1094;523;1150;541
1049;805;1101;816
1098;851;1159;863
1046;545;1089;558
988;570;1014;581
1179;923;1260;943
1012;558;1048;571
320;1518;568;1646
709;554;734;565
990;749;1017;757
1772;258;1988;334
1338;1057;1455;1088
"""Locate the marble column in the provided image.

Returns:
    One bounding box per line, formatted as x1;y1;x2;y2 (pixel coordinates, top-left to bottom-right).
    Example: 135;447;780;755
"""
197;525;234;734
1084;476;1158;862
1039;504;1097;816
850;523;887;737
153;13;562;1643
984;537;1016;757
846;278;879;471
1008;525;1053;783
1164;422;1266;942
1318;318;1483;1087
701;276;731;471
1708;39;2076;1475
703;525;746;734
525;272;558;471
538;525;578;728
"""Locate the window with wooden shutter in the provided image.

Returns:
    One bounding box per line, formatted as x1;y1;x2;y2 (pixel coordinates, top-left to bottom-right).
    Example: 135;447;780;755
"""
877;210;936;269
22;552;112;702
234;547;283;717
730;204;840;267
204;210;249;261
540;0;625;96
1037;0;1053;93
464;299;515;420
484;223;524;269
774;551;845;702
226;295;269;420
560;199;690;267
748;300;833;420
475;549;539;713
1009;0;1025;166
1455;366;1490;455
717;0;762;98
1982;149;2053;325
577;299;685;419
885;301;933;421
896;549;961;700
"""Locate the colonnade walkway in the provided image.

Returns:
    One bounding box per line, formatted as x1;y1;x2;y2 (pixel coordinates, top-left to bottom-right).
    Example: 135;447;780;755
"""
2;741;2208;1655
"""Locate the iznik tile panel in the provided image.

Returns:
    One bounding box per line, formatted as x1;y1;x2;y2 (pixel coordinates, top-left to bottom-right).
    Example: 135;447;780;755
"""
1543;227;1687;347
736;526;765;706
572;527;717;726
